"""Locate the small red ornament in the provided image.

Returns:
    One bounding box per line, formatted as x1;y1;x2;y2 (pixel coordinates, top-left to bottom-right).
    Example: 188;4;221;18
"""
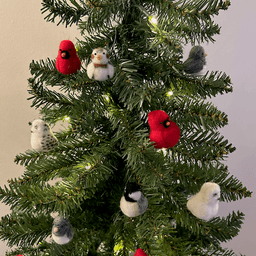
56;40;81;75
148;110;180;149
135;248;147;256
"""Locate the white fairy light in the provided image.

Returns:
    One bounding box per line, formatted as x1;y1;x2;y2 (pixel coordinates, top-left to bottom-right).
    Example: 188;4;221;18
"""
64;116;71;122
149;15;158;25
167;91;174;97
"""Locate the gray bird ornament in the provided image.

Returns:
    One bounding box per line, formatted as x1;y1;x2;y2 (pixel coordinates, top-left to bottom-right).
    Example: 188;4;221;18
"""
187;182;221;221
120;182;148;217
183;45;207;75
52;216;74;245
30;119;58;152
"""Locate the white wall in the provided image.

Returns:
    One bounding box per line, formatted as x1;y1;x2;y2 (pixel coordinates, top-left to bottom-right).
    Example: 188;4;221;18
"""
0;1;255;255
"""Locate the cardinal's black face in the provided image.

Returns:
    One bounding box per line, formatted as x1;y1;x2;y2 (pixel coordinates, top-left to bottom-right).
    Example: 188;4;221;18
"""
60;49;70;59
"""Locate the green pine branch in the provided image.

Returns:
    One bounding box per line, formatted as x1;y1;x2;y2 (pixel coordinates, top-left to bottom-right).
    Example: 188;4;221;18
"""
164;96;229;130
27;78;73;110
0;212;51;247
41;0;88;27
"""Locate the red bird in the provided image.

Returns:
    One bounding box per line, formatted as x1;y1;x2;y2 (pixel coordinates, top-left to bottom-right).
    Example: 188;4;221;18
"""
135;248;148;256
56;40;81;75
148;110;180;149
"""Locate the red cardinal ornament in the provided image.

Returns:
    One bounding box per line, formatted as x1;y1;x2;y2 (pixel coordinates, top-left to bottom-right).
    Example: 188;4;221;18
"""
56;40;81;75
148;110;180;149
135;248;147;256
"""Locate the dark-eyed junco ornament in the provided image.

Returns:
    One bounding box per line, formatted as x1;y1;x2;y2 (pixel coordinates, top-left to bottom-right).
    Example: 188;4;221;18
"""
187;182;221;221
135;248;147;256
30;119;58;152
52;216;74;245
56;40;81;75
183;45;207;75
120;182;148;217
87;48;114;81
148;110;180;149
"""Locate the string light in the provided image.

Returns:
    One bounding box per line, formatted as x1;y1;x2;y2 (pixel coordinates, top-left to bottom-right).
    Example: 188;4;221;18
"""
167;91;174;97
103;95;110;102
149;15;158;25
64;116;71;122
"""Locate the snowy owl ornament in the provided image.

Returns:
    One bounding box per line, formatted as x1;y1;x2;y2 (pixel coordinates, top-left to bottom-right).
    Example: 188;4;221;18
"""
187;182;221;221
120;182;148;217
87;48;114;81
30;119;58;152
52;216;74;245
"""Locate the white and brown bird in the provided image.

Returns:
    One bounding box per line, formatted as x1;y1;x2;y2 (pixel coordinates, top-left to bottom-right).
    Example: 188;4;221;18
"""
120;182;148;218
52;216;74;245
187;182;221;221
30;119;58;152
87;48;114;81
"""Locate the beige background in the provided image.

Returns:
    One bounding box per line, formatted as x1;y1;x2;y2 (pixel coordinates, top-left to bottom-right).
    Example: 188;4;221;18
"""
0;1;255;255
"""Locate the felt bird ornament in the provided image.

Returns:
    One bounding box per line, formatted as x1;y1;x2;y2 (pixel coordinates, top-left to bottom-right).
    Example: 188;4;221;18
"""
120;182;148;217
30;119;58;152
52;216;74;245
56;40;81;75
187;182;221;221
135;248;148;256
87;48;114;81
148;110;180;149
183;45;207;75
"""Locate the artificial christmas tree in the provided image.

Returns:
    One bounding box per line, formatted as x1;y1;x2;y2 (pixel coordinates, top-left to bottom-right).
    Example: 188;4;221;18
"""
0;0;252;255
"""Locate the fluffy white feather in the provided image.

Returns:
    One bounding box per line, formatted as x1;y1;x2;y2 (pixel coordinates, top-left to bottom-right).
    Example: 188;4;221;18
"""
187;182;220;221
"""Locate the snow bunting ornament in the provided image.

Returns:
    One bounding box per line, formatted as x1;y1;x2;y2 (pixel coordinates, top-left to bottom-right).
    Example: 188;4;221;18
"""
187;182;221;221
52;216;74;245
30;119;58;152
120;182;148;217
87;48;114;81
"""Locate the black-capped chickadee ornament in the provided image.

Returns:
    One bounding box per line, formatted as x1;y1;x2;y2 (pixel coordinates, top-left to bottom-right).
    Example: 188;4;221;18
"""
52;216;74;245
30;119;58;152
187;182;221;221
183;45;207;75
120;182;148;217
87;48;114;81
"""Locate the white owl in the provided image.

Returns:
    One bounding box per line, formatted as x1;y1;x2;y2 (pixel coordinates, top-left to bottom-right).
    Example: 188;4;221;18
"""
30;119;58;152
187;182;221;221
87;48;114;81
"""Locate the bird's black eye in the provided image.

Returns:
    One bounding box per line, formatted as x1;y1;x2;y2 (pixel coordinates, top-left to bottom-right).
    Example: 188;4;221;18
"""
103;52;106;54
94;53;97;55
59;49;62;51
213;193;218;197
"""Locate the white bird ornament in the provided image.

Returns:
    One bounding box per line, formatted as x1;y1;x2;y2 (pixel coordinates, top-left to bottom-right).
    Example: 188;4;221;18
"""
187;182;221;221
87;48;114;81
120;182;148;217
30;119;58;152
